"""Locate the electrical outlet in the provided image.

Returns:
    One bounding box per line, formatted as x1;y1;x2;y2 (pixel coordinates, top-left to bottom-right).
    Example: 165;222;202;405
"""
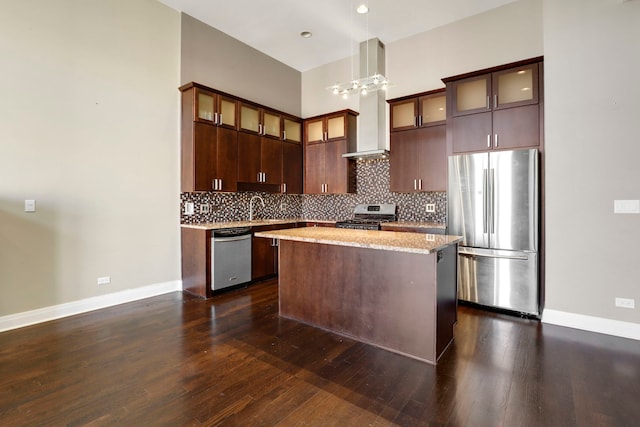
97;276;111;285
426;203;435;213
615;297;635;309
200;204;210;214
425;234;435;242
184;202;194;215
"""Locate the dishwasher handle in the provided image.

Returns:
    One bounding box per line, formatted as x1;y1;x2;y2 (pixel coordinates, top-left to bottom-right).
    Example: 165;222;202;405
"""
212;234;252;243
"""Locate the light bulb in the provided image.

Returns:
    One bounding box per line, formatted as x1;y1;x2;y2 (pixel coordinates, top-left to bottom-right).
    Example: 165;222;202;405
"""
342;92;349;100
332;87;339;95
373;76;380;85
361;88;367;96
352;80;359;89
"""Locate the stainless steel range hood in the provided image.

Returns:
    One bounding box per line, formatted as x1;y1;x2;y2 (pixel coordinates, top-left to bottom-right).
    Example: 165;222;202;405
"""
342;38;389;160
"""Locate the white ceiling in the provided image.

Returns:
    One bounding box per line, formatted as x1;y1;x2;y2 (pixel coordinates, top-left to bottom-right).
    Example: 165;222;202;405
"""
157;0;518;72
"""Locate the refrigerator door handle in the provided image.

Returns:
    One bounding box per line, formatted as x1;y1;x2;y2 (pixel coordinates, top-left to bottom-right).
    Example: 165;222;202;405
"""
459;248;530;261
489;168;495;234
483;169;488;233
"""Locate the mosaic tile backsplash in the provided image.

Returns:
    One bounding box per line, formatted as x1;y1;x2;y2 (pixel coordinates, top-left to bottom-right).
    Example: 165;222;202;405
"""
180;159;446;224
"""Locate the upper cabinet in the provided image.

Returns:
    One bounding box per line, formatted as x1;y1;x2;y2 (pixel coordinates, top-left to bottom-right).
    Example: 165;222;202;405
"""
239;103;282;139
388;89;447;192
180;83;238;192
443;58;543;154
389;92;446;132
194;87;237;129
303;110;357;194
179;82;304;194
304;111;351;144
449;62;539;117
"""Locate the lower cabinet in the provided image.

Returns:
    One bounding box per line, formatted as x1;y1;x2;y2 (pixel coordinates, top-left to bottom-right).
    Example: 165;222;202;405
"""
251;223;296;282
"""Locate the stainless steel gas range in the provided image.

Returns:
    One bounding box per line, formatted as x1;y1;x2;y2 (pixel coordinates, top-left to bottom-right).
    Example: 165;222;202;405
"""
335;203;397;230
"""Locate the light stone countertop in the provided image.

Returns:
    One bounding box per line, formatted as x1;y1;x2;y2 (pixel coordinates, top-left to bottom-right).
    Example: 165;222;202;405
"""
180;219;335;230
254;227;462;255
383;221;446;230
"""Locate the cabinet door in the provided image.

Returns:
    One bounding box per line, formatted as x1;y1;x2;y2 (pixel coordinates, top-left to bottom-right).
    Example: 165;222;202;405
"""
305;118;325;144
492;104;540;150
283;118;302;143
282;142;302;194
390;99;418;132
416;125;447;191
389;131;419;192
451;112;493;154
419;94;446;126
251;234;277;281
493;63;539;110
215;126;238;192
325;139;352;194
239;103;261;134
304;142;325;194
260;138;282;185
192;122;217;191
451;74;491;117
237;132;262;183
217;95;237;129
262;110;281;139
195;88;217;123
326;114;346;140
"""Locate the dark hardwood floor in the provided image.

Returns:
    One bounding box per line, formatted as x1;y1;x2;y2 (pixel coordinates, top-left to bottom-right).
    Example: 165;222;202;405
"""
1;279;639;426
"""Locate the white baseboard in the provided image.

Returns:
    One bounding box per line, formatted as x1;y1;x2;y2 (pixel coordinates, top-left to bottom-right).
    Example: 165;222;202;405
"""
542;309;640;341
0;280;182;333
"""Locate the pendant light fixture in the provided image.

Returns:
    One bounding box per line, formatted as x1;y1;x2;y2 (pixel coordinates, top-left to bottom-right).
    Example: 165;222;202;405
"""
328;1;390;99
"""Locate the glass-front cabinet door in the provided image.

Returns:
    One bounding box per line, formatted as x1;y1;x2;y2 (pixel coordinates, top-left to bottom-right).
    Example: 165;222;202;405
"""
305;118;325;144
390;99;418;132
239;103;261;134
262;111;281;138
326;114;345;140
419;94;446;126
196;89;216;122
452;75;491;117
217;95;237;128
283;118;302;143
493;63;539;110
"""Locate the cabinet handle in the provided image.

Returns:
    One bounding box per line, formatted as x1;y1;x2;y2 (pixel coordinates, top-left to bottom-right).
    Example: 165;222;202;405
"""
257;172;261;182
218;113;222;125
213;112;218;125
282;183;287;193
419;179;423;190
494;134;499;148
212;179;216;190
324;131;328;141
494;95;498;109
283;130;287;140
487;134;491;148
263;172;266;182
486;95;490;110
415;116;418;128
413;179;417;190
418;115;423;127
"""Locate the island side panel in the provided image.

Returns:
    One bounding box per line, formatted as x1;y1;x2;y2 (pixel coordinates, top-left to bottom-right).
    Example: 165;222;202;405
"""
278;240;439;364
436;244;458;359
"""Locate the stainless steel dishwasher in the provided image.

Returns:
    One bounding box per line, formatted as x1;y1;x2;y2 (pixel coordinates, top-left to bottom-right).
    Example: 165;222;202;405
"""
211;227;252;291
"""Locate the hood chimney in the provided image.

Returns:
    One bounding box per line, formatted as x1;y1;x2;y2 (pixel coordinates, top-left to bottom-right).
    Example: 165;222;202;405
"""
342;38;389;160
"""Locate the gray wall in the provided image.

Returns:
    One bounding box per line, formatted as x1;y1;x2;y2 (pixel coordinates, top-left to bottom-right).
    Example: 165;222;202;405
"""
542;0;640;324
180;14;302;117
0;0;181;317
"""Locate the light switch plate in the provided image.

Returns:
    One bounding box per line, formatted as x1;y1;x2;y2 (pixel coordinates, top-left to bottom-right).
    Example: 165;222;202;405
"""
25;199;36;212
184;202;195;215
614;200;640;214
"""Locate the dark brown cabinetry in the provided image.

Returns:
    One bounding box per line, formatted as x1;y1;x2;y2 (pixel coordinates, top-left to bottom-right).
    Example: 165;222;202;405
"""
180;84;238;192
303;110;357;194
282;142;302;194
388;90;447;192
251;224;294;282
180;82;304;194
444;58;543;154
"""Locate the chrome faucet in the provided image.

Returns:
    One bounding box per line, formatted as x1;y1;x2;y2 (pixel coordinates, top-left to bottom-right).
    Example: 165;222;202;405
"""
249;195;265;221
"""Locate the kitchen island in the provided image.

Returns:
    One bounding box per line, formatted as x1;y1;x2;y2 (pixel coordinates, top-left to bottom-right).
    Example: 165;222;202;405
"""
254;227;462;364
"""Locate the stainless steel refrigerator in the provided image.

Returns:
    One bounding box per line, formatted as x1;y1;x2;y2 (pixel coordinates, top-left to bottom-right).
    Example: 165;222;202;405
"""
448;148;539;317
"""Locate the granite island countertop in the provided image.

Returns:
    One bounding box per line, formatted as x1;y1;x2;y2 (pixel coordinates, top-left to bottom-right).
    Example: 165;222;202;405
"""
254;227;462;255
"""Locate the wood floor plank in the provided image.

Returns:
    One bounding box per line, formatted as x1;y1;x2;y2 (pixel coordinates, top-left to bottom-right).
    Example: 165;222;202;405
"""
1;280;640;426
